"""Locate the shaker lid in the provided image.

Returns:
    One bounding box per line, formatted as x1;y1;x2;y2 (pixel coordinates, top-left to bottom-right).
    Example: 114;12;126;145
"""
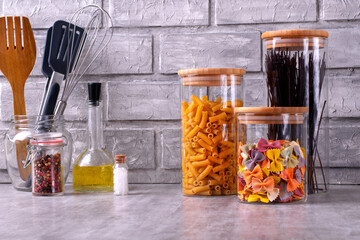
262;29;329;39
115;155;126;164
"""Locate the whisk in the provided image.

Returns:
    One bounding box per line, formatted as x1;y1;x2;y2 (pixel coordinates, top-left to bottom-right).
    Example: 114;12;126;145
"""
54;4;113;116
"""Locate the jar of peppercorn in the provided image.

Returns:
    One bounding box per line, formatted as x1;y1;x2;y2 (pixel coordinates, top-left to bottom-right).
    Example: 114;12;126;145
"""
27;132;66;196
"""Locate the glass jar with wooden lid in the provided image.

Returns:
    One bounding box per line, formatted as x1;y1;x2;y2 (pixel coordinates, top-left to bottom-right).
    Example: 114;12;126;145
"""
235;107;308;203
262;29;329;194
178;68;245;196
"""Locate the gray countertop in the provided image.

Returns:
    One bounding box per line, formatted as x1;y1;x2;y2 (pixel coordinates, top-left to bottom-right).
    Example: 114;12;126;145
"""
0;184;359;240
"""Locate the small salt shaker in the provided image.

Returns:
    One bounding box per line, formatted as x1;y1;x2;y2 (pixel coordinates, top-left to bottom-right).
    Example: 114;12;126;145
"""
113;155;128;195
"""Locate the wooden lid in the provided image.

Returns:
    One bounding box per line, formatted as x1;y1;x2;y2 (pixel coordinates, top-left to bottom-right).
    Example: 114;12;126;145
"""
262;29;329;39
178;68;246;76
234;107;309;114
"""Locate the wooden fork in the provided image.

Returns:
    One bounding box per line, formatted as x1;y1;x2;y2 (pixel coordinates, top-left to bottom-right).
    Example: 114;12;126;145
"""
0;16;36;181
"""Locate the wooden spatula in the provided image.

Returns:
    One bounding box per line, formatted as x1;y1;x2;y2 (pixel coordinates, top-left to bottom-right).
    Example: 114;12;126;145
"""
0;16;36;181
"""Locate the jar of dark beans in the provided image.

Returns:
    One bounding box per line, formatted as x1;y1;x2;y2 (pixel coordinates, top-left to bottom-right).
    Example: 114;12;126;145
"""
27;132;65;196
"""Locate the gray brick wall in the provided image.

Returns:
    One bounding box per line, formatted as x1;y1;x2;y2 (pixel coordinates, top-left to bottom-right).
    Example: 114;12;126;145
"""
0;0;359;184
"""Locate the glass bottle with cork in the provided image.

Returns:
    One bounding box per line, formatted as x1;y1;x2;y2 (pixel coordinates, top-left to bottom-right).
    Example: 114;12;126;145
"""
73;83;113;192
113;155;128;196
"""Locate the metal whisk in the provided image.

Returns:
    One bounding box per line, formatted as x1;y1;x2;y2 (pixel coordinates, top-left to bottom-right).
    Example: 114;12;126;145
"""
54;4;113;116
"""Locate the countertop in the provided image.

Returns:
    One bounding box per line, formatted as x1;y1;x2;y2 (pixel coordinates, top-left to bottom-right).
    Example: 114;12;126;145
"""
0;184;359;240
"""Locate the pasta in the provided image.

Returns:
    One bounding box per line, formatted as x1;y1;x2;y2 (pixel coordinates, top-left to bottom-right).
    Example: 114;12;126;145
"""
182;94;241;196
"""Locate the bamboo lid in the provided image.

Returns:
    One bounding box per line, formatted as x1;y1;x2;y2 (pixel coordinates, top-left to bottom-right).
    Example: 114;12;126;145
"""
262;29;329;39
235;107;308;124
234;107;308;114
179;68;245;86
178;68;246;76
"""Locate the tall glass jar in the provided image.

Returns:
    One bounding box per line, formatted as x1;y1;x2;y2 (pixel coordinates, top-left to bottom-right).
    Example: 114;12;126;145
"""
5;115;73;191
178;68;245;196
235;107;308;203
262;29;329;193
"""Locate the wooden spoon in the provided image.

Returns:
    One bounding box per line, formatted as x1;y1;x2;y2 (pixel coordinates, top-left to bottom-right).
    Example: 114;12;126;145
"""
0;16;36;181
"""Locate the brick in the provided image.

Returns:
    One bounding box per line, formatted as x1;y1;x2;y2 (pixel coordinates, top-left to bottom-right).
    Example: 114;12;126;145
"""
329;75;360;117
63;82;108;121
108;82;180;120
323;0;360;21
327;29;360;69
2;0;101;29
161;128;181;169
330;122;360;167
0;81;44;121
87;34;153;74
215;0;316;25
330;168;360;184
108;0;209;27
104;129;155;169
160;32;261;74
243;78;267;107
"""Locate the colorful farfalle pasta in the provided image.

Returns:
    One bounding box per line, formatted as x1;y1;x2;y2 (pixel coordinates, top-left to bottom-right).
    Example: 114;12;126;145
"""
182;95;243;196
237;138;306;203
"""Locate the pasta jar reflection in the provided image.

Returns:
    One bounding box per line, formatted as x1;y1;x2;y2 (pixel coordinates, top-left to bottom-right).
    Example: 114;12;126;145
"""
178;68;245;196
235;107;308;203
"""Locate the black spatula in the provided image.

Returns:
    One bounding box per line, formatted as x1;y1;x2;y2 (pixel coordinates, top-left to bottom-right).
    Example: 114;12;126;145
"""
40;20;84;116
38;26;53;115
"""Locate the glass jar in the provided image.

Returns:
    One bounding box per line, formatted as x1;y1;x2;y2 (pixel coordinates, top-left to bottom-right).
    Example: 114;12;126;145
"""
26;132;66;196
262;29;329;193
235;107;308;203
178;68;245;196
5;115;73;191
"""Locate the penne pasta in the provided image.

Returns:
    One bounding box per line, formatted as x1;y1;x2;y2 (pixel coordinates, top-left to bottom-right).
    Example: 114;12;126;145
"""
192;185;210;194
190;154;206;162
191;95;204;107
219;148;234;159
213;162;231;173
187;126;201;139
194;105;203;124
198;139;214;152
197;132;213;145
192;159;211;168
181;101;189;115
209;112;227;123
197;165;213;181
199;111;208;129
208;179;220;185
208;156;224;165
212;134;222;144
194;148;206;154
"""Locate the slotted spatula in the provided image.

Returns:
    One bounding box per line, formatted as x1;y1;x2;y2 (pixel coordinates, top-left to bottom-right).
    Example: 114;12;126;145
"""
0;16;36;181
38;26;53;115
39;20;84;117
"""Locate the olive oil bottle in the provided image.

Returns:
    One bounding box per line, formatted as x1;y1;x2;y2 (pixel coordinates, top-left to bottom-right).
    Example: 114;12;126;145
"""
73;83;113;192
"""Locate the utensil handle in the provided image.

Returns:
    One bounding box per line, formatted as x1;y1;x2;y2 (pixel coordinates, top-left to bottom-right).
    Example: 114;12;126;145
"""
12;87;26;115
40;72;63;116
38;78;51;115
54;100;67;117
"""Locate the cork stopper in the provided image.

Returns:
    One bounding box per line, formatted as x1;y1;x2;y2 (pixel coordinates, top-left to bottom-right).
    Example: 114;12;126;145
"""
115;155;126;164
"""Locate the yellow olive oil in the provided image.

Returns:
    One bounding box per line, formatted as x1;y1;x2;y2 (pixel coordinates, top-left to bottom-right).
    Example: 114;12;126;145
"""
73;164;114;192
